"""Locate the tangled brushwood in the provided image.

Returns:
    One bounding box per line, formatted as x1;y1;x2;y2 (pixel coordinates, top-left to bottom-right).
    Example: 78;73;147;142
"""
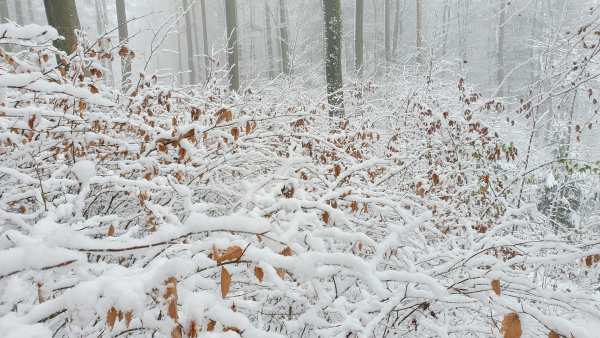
0;23;599;338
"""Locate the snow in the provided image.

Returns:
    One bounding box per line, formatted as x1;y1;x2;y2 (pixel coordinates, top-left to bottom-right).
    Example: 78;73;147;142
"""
71;160;96;185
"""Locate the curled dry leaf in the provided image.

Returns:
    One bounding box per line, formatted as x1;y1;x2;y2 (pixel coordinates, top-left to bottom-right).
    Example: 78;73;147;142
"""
108;224;115;237
500;313;522;338
164;277;179;322
254;266;264;283
219;245;244;263
90;85;99;94
491;279;501;296
279;247;293;257
221;267;231;299
125;311;133;328
548;331;560;338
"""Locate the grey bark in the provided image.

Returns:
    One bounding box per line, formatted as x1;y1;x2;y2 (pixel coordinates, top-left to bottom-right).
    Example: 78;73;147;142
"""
200;0;209;77
385;0;390;61
225;0;240;91
355;0;363;76
14;0;23;25
416;0;422;64
182;0;196;84
497;0;506;96
43;0;81;53
27;0;34;23
177;25;183;85
278;0;291;76
265;2;275;79
392;0;401;58
116;0;132;88
0;0;9;24
191;0;200;81
323;0;344;117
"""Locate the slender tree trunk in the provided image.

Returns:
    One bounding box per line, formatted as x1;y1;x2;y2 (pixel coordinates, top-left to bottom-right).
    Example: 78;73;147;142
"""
191;0;200;82
392;0;401;59
279;0;291;76
441;0;449;59
101;0;114;85
15;0;23;25
416;0;422;64
27;0;34;23
200;0;209;78
354;0;363;76
384;0;390;61
116;0;131;88
182;0;196;84
176;28;183;85
323;0;344;117
43;0;81;53
225;0;240;91
497;0;506;96
265;2;275;79
0;0;9;24
372;0;378;60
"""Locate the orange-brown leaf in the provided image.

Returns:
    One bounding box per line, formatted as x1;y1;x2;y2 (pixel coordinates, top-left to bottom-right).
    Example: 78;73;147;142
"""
219;246;243;263
279;247;292;257
548;331;560;338
500;313;522;338
491;280;501;296
108;224;115;237
276;269;286;279
254;266;264;283
90;85;99;94
188;321;197;338
212;244;221;263
125;311;133;328
586;256;593;267
107;307;117;331
221;267;231;299
207;320;216;332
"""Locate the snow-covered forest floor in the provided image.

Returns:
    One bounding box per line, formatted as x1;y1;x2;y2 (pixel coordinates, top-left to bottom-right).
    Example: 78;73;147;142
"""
1;11;600;338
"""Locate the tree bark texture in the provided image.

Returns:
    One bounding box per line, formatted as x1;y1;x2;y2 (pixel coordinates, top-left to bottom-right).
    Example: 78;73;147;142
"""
323;0;344;117
497;0;506;96
15;0;23;25
182;0;196;84
225;0;240;91
355;0;363;76
116;0;132;88
279;0;291;76
416;0;423;64
385;0;390;61
0;0;9;24
43;0;81;53
27;0;34;23
200;0;209;78
265;2;275;79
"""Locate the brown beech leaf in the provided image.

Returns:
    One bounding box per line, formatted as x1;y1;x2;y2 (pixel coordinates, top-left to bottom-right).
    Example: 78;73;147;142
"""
586;256;593;267
322;211;330;224
219;246;243;263
164;277;179;322
500;313;522;338
108;224;115;237
276;269;286;279
125;311;133;328
431;173;440;185
171;326;182;338
188;321;197;338
37;283;46;304
594;254;600;263
548;331;560;338
279;247;292;257
106;307;117;331
491;280;501;296
90;85;99;94
59;67;66;77
207;320;216;332
254;266;264;283
221;267;231;299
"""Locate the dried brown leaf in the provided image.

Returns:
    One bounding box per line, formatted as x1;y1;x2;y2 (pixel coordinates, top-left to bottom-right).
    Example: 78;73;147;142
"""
491;280;501;296
108;225;115;237
548;331;560;338
207;320;216;332
212;244;221;263
276;269;286;279
279;247;292;257
188;321;197;338
221;267;231;299
500;313;522;338
586;256;593;267
254;266;264;283
219;246;243;263
106;307;117;331
125;311;133;328
90;85;99;94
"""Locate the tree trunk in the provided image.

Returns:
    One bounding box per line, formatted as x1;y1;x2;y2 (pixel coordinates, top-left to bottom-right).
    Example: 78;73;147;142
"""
265;2;275;79
182;0;196;84
225;0;240;91
392;0;401;59
43;0;81;53
15;0;23;25
354;0;363;76
323;0;344;117
497;0;506;96
27;0;34;23
279;0;291;76
384;0;390;61
200;0;209;78
116;0;131;88
191;0;200;82
0;0;9;24
101;0;114;85
177;26;183;85
416;0;422;64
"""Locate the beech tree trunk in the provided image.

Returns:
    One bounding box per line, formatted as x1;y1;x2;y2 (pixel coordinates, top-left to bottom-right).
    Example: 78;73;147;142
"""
265;2;275;79
27;0;34;23
200;0;209;78
392;0;401;58
182;0;196;84
355;0;363;76
416;0;423;64
0;0;9;24
497;0;506;96
323;0;344;117
43;0;81;53
116;0;132;87
191;0;200;81
15;0;23;25
279;0;291;76
385;0;390;61
225;0;240;91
